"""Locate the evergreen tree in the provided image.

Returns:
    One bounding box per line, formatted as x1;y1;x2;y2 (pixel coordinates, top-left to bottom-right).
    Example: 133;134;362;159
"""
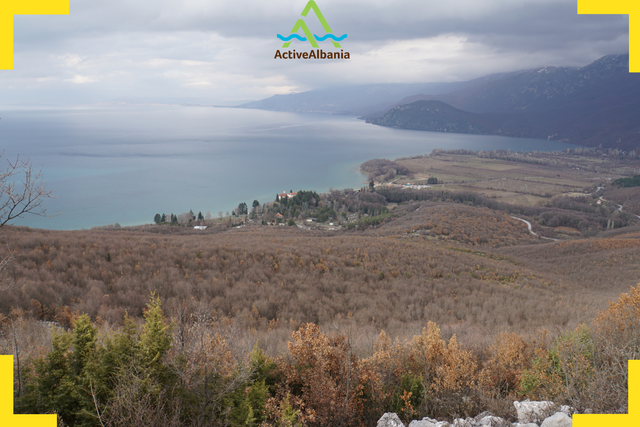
226;343;275;426
154;213;161;224
139;294;172;380
18;315;102;427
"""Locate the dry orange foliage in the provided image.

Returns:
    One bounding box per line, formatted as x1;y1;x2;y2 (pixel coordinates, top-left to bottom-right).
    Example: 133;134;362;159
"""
279;323;366;427
479;332;532;397
594;283;640;334
407;322;477;396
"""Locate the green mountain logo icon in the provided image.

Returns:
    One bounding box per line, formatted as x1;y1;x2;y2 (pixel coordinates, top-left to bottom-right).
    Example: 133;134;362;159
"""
277;1;347;48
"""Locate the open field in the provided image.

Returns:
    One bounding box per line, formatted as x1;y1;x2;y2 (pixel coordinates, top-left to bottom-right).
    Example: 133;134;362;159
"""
374;149;640;207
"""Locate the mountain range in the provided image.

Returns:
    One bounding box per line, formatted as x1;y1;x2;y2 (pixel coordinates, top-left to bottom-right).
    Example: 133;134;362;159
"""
241;54;640;150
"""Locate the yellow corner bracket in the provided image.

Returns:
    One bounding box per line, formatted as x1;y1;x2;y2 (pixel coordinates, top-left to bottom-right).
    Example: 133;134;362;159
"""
578;0;639;72
0;0;69;70
574;360;640;426
0;355;57;426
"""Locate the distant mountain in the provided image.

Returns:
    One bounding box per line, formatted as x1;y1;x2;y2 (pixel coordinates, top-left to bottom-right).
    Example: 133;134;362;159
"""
369;100;499;134
238;82;476;116
239;72;528;117
359;70;527;119
367;55;640;150
393;54;634;114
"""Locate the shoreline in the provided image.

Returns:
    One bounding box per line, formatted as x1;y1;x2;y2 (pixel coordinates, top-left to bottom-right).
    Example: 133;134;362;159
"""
2;107;585;231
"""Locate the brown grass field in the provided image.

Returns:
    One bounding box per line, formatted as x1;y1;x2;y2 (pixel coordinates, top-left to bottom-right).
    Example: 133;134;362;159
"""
380;150;639;207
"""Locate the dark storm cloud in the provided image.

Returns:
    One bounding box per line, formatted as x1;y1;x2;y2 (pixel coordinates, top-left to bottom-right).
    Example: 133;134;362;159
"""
14;1;627;43
1;0;630;104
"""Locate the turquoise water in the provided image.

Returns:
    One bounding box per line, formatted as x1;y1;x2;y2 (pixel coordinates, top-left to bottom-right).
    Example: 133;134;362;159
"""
0;106;576;230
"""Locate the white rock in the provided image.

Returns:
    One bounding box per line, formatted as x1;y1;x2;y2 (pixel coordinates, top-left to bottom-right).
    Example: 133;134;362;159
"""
540;412;572;427
408;420;436;427
408;417;450;427
479;415;510;426
377;413;405;427
514;400;556;424
451;419;474;427
559;405;575;416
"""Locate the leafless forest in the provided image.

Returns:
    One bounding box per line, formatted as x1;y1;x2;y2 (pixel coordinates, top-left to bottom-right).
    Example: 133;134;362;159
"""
1;149;640;426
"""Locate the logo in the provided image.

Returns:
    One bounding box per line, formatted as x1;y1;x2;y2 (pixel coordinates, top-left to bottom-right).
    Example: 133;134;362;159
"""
275;1;350;60
0;0;69;70
577;0;638;72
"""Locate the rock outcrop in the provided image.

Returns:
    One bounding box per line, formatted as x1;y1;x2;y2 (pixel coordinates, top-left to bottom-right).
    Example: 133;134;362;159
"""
513;400;556;424
539;413;572;427
377;412;406;427
376;400;575;427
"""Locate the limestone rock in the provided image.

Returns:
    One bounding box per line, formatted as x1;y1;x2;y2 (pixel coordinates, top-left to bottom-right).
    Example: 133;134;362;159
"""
478;415;510;426
451;418;474;427
408;417;452;427
378;413;405;427
514;400;556;424
408;419;436;427
559;405;575;416
540;412;572;427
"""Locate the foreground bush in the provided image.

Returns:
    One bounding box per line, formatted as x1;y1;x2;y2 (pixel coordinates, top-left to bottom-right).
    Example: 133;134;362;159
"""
521;284;640;413
6;284;640;425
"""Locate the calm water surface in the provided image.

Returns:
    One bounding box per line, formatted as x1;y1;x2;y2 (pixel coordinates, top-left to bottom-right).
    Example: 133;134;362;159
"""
0;106;576;230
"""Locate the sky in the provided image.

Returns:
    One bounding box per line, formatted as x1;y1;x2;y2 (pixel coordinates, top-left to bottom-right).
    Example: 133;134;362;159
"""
0;0;629;106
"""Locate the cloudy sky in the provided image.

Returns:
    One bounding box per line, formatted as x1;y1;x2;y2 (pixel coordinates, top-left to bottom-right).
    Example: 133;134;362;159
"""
0;0;628;105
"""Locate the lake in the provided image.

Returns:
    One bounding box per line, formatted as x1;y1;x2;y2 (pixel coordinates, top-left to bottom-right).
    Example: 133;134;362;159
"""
0;106;576;230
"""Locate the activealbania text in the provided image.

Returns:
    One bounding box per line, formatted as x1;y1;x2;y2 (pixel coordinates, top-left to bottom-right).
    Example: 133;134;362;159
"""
274;49;351;60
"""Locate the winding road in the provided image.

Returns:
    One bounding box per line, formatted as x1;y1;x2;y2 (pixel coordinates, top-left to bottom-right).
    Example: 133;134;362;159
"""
510;216;559;241
599;196;640;219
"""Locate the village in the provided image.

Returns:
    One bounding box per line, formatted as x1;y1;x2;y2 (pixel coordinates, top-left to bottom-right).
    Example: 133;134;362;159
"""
152;187;384;232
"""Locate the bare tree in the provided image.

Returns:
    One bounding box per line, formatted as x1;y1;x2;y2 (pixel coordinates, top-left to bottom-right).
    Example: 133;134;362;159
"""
0;152;54;228
177;212;192;225
0;152;54;290
0;246;16;275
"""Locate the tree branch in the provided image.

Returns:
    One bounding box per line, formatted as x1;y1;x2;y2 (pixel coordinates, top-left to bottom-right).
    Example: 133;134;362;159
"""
0;152;55;228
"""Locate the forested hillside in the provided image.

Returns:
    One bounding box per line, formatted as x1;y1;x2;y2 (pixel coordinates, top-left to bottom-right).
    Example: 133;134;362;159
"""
2;149;640;426
366;55;640;150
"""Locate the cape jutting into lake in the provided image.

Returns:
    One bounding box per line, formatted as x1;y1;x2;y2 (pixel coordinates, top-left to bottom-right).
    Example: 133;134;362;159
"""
0;106;577;230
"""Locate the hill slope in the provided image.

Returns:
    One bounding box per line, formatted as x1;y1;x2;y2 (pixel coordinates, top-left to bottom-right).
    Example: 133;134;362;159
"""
365;100;501;135
367;55;640;149
238;73;521;116
238;83;469;116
